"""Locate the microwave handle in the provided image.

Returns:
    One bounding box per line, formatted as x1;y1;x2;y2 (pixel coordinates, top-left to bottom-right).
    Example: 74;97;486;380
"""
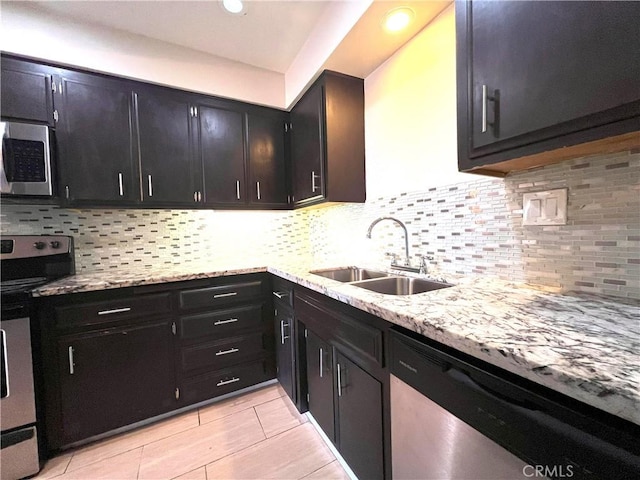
0;124;13;192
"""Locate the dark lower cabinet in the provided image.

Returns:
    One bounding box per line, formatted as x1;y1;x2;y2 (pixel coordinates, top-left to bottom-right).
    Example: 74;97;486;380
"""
56;320;174;446
274;306;295;401
37;273;275;452
335;351;384;480
296;288;389;479
305;329;336;442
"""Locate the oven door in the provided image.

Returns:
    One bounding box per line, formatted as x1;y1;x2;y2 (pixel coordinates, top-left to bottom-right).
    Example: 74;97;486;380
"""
0;317;37;430
0;121;53;196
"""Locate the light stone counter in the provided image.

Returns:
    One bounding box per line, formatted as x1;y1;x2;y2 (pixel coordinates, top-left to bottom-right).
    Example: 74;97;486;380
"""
32;260;640;426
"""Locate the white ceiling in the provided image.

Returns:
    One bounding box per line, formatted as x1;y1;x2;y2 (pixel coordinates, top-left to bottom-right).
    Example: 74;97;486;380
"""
26;0;451;78
28;0;332;73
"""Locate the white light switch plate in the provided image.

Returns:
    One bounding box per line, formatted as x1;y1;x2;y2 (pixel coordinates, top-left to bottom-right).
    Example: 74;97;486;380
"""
522;188;568;226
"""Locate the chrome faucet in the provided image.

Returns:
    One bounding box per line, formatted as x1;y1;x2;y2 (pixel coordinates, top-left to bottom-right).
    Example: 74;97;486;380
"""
366;216;418;272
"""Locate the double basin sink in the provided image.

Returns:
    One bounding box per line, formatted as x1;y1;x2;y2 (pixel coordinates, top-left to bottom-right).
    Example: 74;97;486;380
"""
310;267;453;296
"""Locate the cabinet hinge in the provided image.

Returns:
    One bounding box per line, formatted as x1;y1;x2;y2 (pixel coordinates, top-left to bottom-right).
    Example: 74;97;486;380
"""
171;322;176;335
53;110;59;123
175;388;180;400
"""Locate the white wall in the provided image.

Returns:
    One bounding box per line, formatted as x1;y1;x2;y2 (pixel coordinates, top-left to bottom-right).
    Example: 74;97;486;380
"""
0;2;285;108
364;5;473;198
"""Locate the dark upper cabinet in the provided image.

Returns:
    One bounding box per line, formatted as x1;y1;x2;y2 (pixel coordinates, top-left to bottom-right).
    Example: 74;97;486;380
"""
457;0;640;175
291;83;324;205
55;71;138;203
247;110;289;207
1;57;54;125
290;71;365;208
135;88;196;205
196;103;246;206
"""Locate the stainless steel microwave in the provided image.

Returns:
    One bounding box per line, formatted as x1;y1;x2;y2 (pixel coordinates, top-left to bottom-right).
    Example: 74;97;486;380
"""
1;121;53;196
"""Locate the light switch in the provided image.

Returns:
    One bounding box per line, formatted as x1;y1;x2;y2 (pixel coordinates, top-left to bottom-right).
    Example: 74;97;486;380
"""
523;189;567;226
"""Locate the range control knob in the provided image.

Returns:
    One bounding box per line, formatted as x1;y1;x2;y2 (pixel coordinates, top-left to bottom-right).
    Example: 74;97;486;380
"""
34;241;46;250
50;241;61;249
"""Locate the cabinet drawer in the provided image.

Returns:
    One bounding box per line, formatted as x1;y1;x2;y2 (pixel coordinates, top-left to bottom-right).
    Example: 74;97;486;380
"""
179;304;263;340
271;277;294;307
179;280;263;310
180;333;265;373
180;359;275;405
55;293;171;329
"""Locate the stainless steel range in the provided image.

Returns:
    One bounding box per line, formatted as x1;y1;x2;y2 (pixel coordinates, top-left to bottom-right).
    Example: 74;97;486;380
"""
1;235;74;480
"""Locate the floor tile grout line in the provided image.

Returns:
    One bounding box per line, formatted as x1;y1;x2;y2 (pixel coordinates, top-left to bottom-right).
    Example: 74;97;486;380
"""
252;406;268;439
135;446;144;480
298;460;336;480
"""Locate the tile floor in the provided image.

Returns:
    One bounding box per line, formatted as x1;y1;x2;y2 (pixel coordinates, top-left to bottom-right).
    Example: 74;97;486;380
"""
34;383;351;480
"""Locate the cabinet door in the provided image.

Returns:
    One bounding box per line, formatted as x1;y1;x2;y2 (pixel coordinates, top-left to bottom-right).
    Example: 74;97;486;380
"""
275;306;295;401
57;320;174;445
335;351;384;480
56;72;138;203
466;1;640;154
305;329;335;442
247;111;288;207
291;84;324;205
197;105;246;205
1;57;54;125
136;89;196;205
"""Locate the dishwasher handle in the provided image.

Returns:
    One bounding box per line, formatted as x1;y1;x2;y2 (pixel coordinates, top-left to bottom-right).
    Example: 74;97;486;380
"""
447;366;543;413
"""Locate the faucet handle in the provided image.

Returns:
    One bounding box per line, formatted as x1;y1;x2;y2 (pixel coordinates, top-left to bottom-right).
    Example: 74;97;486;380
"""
384;252;399;263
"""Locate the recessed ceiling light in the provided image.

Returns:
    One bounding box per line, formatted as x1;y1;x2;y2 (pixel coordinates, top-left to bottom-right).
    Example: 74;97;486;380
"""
221;0;246;16
382;7;415;33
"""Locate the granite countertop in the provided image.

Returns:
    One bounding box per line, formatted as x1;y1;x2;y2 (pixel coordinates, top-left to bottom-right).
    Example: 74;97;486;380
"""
33;260;640;426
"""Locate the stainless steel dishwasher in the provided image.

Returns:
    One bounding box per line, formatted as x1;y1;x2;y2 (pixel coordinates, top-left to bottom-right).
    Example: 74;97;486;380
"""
389;328;640;480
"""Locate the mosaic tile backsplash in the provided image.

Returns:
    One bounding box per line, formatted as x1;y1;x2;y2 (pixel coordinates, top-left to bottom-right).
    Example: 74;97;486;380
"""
1;150;638;299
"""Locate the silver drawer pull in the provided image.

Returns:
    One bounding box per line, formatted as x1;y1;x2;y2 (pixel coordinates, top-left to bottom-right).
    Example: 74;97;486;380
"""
68;346;75;375
214;292;237;299
217;377;240;387
214;318;239;326
272;291;288;299
337;363;342;397
98;307;131;316
216;347;239;356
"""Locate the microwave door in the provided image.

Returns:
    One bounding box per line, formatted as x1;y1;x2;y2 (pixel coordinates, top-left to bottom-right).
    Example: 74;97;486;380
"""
0;121;53;196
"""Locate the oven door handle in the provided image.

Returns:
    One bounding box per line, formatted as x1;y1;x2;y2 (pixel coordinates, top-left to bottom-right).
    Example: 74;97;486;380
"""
1;329;8;399
0;427;35;450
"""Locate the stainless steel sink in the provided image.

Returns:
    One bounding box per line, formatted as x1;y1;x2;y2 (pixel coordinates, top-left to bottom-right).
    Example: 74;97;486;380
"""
350;276;453;295
310;267;391;283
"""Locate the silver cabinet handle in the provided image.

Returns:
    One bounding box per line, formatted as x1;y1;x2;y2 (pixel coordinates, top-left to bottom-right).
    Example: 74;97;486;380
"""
97;307;131;316
198;191;202;202
481;84;488;133
65;185;70;199
319;347;323;378
217;377;239;387
118;172;124;196
147;175;153;197
280;321;290;345
311;170;318;193
214;292;237;299
215;347;239;356
236;180;241;200
214;318;238;326
256;181;261;200
337;363;342;397
272;291;287;299
194;191;198;202
68;346;75;375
